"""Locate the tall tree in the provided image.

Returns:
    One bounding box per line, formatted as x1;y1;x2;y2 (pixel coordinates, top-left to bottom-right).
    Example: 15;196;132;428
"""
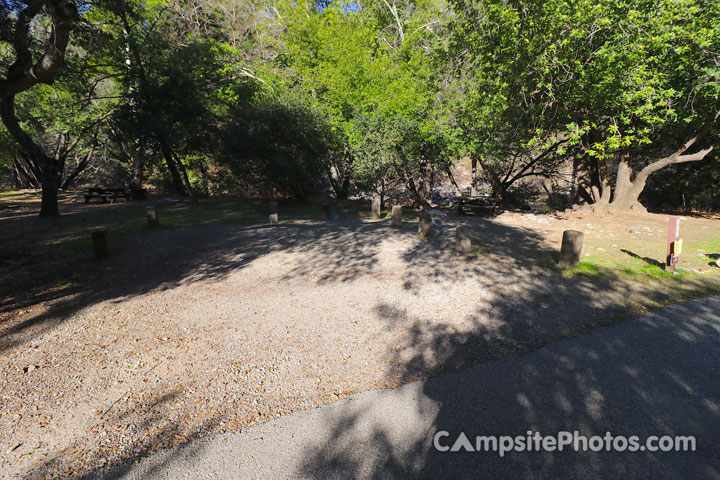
0;0;78;216
452;0;720;212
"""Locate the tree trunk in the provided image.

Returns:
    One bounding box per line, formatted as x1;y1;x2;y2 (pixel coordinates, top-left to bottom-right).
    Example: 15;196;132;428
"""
40;178;59;216
12;154;40;188
131;148;145;190
329;145;352;199
176;155;197;201
470;157;477;195
599;140;714;213
0;97;60;215
158;140;187;196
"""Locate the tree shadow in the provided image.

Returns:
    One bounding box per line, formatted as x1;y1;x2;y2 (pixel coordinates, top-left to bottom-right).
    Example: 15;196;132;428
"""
0;210;561;355
3;205;718;478
0;219;411;353
24;385;224;480
298;279;720;477
620;248;665;269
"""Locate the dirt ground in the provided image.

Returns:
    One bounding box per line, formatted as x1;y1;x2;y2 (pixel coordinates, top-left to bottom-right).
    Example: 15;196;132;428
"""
1;195;719;479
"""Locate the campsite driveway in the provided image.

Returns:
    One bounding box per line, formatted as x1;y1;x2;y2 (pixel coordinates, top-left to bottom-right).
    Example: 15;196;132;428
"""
91;295;720;479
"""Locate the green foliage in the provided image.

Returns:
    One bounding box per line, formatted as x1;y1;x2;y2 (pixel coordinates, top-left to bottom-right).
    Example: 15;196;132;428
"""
219;91;340;201
452;0;720;162
2;0;718;211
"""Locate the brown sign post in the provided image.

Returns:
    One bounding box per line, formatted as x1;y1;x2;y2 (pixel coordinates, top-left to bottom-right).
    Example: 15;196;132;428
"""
666;216;681;272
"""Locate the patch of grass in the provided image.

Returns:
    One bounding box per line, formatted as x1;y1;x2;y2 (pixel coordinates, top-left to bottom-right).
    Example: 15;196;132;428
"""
0;191;25;198
49;280;77;292
539;253;685;280
448;244;488;257
563;260;612;278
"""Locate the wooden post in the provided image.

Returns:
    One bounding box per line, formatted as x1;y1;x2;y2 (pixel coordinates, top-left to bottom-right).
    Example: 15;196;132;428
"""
456;225;472;254
269;201;278;224
558;230;584;267
371;196;381;219
92;230;110;260
391;205;403;227
145;206;159;228
418;213;432;238
322;203;331;221
666;216;680;272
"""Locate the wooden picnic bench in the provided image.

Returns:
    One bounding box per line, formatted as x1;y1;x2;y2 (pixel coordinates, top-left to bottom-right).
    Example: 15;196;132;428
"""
452;195;502;215
84;187;131;204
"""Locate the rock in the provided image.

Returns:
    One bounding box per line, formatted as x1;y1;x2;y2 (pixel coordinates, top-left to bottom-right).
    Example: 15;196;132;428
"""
456;225;472;254
269;213;278;224
391;205;402;227
418;213;432;238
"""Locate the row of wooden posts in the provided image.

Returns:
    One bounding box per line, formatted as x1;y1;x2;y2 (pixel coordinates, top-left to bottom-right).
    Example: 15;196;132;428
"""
267;200;584;262
91;202;585;266
92;206;159;260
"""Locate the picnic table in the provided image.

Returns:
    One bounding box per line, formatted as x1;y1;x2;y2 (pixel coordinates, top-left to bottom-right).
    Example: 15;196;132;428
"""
452;194;502;215
84;187;131;204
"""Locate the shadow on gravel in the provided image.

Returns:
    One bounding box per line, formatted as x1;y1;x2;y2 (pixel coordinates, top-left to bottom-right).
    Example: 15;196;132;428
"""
298;289;720;479
1;212;569;354
1;219;402;352
58;387;223;480
5;209;719;479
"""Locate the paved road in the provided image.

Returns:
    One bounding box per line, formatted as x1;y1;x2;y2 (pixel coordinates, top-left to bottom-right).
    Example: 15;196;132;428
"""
89;296;720;479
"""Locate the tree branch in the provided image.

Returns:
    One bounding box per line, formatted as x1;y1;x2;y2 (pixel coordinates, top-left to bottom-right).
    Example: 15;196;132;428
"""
62;110;113;158
0;0;78;99
636;107;720;182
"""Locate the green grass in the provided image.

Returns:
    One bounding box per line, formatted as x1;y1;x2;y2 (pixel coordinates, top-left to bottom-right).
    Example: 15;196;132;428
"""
44;197;379;254
0;191;33;198
540;253;683;280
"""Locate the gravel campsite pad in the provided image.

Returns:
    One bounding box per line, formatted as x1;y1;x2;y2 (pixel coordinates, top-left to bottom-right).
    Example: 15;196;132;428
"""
1;199;719;478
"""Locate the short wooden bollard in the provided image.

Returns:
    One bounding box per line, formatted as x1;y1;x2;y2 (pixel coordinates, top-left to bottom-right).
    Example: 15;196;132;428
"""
418;213;432;238
391;205;403;227
269;201;278;224
145;206;159;228
456;225;472;254
371;196;381;219
92;230;110;260
558;230;584;267
322;203;331;221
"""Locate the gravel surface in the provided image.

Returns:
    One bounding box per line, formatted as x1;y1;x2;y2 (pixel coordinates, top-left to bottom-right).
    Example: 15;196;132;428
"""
1;211;718;479
84;295;720;480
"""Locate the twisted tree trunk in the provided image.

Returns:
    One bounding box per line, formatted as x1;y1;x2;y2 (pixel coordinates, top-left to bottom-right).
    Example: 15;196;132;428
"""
0;0;78;216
